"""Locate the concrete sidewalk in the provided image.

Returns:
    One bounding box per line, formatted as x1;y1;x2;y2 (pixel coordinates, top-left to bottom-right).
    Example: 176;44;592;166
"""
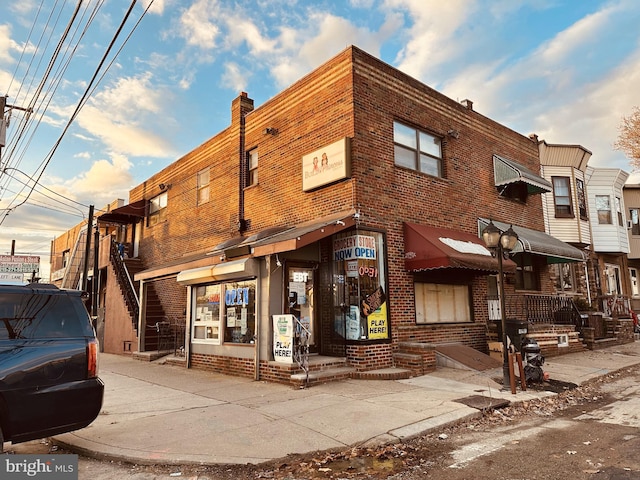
54;342;640;466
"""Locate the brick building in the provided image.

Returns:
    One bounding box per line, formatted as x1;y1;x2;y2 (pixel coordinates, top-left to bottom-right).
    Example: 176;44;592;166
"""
86;46;588;383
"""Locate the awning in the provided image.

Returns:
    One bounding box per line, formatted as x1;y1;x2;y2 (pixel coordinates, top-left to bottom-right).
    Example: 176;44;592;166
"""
479;219;586;264
235;210;357;257
493;155;552;195
176;258;259;286
403;222;514;272
97;200;146;224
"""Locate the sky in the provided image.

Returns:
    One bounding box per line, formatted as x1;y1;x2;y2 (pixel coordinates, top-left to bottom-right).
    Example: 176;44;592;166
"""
1;0;640;280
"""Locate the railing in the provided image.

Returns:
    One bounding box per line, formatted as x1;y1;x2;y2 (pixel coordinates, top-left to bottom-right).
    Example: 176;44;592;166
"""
293;316;310;388
110;240;139;325
596;294;631;318
488;293;584;330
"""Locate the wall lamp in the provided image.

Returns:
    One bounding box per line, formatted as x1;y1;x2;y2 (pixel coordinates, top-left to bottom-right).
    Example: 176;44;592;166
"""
264;127;278;135
447;129;460;139
159;183;171;191
481;219;519;392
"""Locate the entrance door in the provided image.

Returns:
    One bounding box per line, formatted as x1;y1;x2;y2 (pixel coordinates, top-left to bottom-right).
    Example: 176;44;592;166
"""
285;263;318;353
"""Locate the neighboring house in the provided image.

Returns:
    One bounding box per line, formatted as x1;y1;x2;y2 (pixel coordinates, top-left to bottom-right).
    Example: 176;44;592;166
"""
538;140;594;302
57;46;594;383
586;167;631;311
623;182;640;311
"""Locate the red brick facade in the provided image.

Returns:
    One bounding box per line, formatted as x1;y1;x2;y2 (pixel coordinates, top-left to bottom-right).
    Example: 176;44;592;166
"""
101;46;559;380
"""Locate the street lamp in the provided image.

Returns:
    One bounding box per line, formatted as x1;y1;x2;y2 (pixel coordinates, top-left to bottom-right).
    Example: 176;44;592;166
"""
482;220;519;390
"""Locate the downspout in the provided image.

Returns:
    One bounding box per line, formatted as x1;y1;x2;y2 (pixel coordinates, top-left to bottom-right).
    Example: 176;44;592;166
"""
254;273;261;381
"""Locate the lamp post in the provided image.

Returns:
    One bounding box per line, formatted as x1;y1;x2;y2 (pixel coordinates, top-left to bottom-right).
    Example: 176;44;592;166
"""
482;220;519;390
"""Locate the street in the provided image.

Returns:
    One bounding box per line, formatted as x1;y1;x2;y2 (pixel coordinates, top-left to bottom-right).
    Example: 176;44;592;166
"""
6;365;640;479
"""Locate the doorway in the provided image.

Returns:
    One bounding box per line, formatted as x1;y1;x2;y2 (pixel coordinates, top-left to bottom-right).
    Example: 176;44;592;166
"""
284;263;319;353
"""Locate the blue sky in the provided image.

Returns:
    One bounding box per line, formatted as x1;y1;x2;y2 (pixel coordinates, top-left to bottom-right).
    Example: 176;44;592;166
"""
1;0;640;277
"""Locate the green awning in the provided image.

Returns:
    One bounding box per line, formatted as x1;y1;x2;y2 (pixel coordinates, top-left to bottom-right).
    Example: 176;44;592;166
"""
493;155;552;195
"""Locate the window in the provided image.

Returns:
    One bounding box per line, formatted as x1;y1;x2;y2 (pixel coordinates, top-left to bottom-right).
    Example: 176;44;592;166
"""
246;149;258;186
576;178;588;220
514;253;540;291
62;249;70;269
554;263;576;292
414;283;471;324
552;177;573;217
615;196;623;226
197;168;210;205
630;208;640;235
148;192;167;226
393;121;442;177
331;231;389;341
596;195;612;224
190;280;256;345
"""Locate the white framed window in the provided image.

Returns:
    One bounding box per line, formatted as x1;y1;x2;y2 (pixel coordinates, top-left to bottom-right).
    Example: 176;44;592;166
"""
615;196;624;226
552;176;573;217
576;178;588;220
197;168;210;205
393;121;443;177
414;283;471;324
191;280;256;345
555;263;576;292
247;149;258;186
630;208;640;235
148;192;167;226
596;195;612;224
604;263;622;295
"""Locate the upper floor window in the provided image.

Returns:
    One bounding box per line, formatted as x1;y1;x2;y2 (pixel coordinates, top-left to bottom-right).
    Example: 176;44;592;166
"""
615;196;623;226
596;195;612;224
246;148;258;187
630;208;640;235
393;121;442;177
197;168;210;205
62;249;70;269
148;192;167;226
576;178;588;220
551;176;573;218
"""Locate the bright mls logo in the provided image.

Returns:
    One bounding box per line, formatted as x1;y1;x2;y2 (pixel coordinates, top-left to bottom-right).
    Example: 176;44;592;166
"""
3;455;78;479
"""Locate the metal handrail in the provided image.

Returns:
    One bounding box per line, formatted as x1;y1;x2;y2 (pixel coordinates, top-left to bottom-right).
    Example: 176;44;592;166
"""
293;316;310;388
110;240;140;325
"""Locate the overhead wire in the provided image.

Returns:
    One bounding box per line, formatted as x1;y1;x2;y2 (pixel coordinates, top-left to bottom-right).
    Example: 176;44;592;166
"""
1;0;155;227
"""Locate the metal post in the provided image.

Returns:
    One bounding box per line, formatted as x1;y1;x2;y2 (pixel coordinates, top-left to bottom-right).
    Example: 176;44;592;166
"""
497;245;510;390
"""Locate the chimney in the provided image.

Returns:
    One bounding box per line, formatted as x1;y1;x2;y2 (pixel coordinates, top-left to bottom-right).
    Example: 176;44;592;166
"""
460;99;473;110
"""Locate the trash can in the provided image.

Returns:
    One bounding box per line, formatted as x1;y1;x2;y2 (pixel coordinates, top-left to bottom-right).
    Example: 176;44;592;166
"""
492;318;528;352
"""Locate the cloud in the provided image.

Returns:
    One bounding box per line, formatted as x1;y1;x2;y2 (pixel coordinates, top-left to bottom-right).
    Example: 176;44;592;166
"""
75;73;178;158
178;0;221;49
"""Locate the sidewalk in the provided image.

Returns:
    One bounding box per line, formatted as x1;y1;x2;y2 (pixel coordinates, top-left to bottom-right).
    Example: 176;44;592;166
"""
54;342;640;466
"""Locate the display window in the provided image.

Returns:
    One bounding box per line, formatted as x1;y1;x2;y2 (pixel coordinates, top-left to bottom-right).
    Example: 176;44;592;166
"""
331;230;389;341
191;279;256;345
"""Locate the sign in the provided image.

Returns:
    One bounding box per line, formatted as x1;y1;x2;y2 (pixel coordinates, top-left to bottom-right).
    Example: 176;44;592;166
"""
0;273;25;284
361;286;386;317
302;137;351;191
273;314;294;363
333;235;377;261
346;306;361;340
0;255;40;274
367;303;388;339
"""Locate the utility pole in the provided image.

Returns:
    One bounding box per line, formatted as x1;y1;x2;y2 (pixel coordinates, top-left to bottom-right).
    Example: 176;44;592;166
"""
82;205;94;293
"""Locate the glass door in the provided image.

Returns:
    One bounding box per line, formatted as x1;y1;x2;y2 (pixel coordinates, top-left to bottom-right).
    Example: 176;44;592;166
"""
285;263;318;353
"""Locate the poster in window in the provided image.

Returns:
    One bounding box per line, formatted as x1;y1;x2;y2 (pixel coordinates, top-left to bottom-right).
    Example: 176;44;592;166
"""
346;305;361;340
367;303;388;339
227;307;237;327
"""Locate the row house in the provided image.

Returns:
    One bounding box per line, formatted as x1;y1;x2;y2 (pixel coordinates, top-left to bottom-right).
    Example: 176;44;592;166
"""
623;182;640;311
51;46;608;384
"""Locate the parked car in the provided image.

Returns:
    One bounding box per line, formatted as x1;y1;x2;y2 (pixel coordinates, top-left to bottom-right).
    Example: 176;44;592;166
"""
0;283;104;451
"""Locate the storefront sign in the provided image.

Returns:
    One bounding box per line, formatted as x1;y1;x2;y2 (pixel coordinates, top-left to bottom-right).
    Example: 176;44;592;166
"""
333;235;377;261
367;303;388;339
302;137;351;191
273;315;294;363
0;255;40;274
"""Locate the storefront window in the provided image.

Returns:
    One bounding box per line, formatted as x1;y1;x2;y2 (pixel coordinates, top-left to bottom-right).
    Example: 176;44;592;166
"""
191;279;256;345
331;230;389;341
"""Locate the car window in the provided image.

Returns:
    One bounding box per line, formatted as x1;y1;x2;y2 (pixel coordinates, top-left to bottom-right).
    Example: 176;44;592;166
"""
0;293;85;339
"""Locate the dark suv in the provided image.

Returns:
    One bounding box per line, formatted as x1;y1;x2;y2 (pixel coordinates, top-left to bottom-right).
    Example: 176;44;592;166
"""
0;283;104;450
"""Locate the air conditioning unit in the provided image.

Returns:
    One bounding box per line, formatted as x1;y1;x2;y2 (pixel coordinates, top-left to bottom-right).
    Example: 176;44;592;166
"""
628;220;633;229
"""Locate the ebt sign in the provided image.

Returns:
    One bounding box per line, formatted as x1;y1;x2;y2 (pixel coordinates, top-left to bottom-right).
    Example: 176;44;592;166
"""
333;235;376;261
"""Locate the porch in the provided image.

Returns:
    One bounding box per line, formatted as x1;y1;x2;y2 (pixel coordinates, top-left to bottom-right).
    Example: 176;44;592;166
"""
487;293;636;356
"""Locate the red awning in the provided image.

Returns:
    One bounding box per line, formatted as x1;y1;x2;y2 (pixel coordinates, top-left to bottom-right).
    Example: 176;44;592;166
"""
403;222;515;273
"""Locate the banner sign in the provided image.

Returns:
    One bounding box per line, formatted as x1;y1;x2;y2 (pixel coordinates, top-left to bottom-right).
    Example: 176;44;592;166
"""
0;255;40;274
333;235;376;261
